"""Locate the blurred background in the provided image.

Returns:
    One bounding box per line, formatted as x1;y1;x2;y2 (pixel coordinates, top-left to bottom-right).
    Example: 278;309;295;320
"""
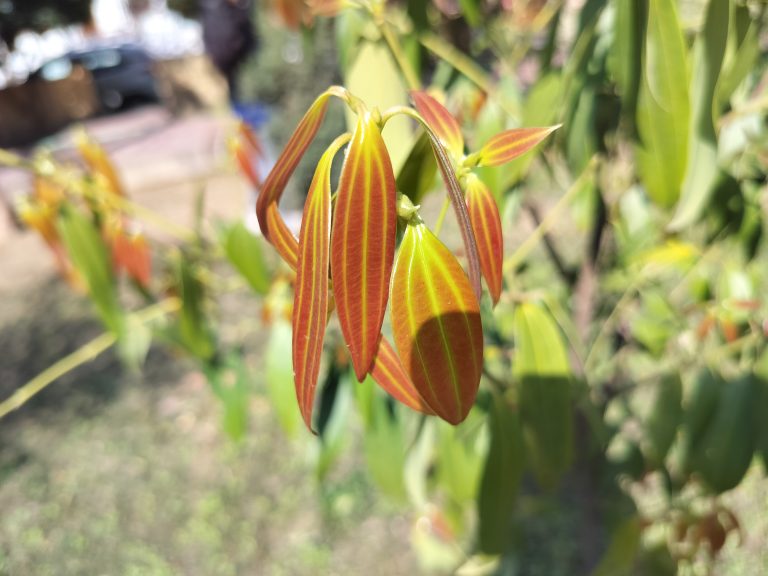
1;0;768;575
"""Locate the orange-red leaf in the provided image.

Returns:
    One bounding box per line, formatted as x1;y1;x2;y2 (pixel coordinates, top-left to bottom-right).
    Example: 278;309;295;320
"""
256;91;332;259
477;125;560;167
411;90;464;158
370;336;434;415
292;143;336;431
465;175;503;305
331;114;397;381
390;221;483;424
427;131;482;301
112;230;152;288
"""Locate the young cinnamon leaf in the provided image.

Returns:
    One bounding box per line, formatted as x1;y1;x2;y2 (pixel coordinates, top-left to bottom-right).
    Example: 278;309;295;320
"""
465;174;503;306
391;221;483;425
411;90;464;159
369;336;433;415
427;130;482;301
331;114;397;381
293;142;337;431
477;125;560;167
256;89;343;265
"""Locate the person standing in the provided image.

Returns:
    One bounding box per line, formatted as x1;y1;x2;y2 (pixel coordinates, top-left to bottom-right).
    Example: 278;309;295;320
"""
200;0;256;103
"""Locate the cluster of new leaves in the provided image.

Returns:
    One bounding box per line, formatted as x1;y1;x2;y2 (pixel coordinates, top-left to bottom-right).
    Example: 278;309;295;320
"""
253;86;557;431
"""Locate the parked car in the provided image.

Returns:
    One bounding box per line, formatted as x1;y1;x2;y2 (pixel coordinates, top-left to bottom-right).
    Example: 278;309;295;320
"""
30;44;159;112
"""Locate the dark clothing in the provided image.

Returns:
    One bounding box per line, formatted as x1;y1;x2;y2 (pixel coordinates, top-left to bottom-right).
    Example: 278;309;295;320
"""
201;0;256;101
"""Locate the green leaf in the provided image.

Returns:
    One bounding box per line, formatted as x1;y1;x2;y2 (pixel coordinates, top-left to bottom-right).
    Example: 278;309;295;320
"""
57;206;123;334
477;394;524;554
204;354;251;441
265;319;302;438
612;0;645;121
396;131;437;206
358;377;409;501
644;373;682;466
437;411;486;504
221;221;270;295
117;313;152;370
636;0;689;207
514;302;572;490
314;364;352;481
669;0;729;230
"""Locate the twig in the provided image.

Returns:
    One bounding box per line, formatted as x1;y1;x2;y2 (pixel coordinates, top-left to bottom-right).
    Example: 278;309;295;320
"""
0;298;180;420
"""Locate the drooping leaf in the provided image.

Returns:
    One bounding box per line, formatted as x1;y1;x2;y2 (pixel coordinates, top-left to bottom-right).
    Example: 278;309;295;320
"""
292;140;340;431
427;129;482;301
57;206;123;334
390;221;483;425
514;302;572;490
221;221;270;295
464;174;503;306
256;88;345;266
411;90;464;159
436;410;485;504
111;230;152;289
370;336;433;415
477;393;524;555
476;125;560;167
331;114;397;381
669;0;729;230
635;0;689;207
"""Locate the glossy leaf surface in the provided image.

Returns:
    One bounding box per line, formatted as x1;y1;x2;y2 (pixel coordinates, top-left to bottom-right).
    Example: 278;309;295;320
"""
391;221;483;424
369;337;433;415
465;174;503;305
411;90;464;158
292;143;337;431
331;114;397;380
477;125;560;167
255;90;334;264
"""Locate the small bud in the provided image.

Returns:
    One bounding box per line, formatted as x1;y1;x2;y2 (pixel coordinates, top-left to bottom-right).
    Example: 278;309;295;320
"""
396;193;420;221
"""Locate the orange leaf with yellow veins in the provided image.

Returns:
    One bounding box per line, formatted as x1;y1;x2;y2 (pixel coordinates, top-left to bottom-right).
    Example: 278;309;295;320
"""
465;175;503;305
477;125;560;167
411;90;464;159
370;336;434;415
256;91;332;247
331;114;397;381
292;140;340;432
391;221;483;424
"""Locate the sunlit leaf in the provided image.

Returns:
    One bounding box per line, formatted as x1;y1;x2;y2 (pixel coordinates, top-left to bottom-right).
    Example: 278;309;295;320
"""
292;141;339;431
669;0;728;230
427;129;482;300
476;125;560;167
636;0;689;207
411;90;464;159
514;302;572;490
465;174;502;305
256;88;345;265
331;114;397;380
221;221;270;295
266;319;302;438
370;337;433;414
391;221;483;425
75;129;124;197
